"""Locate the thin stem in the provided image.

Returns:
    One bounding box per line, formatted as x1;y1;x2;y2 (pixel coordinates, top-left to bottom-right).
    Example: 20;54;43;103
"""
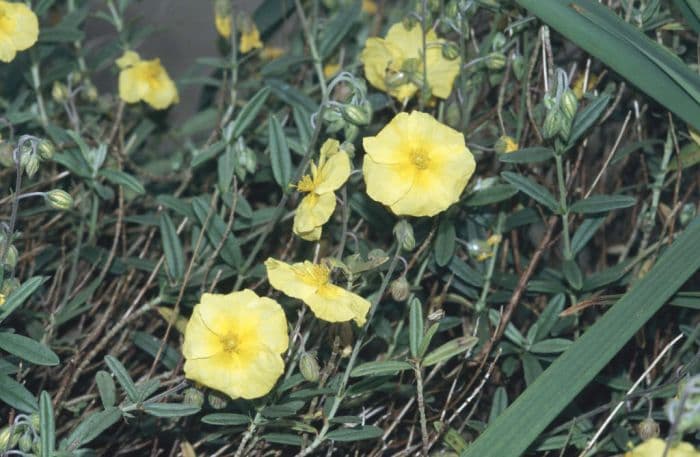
555;153;572;258
30;61;48;127
414;363;430;456
475;212;505;313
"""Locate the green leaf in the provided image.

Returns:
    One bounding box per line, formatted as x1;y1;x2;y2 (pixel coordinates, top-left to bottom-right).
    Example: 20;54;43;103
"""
293;106;313;150
350;360;413;378
95;371;116;408
562;259;583;291
159;213;185;281
62;407;121;450
143;403;201;417
672;0;700;34
192;196;243;269
0;373;37;412
99;169;145;195
263;433;303;446
489;387;508;422
201;413;251;425
668;141;700;171
567;93;611;147
571;216;606;256
464;184;518;207
461;217;700;457
501;172;559;213
268;115;293;189
40;391;55;457
569;195;636;214
104;355;139;403
434;217;456;267
229;87;270;140
409;297;424;358
0;276;47;323
533;294;566;342
266;78;318;112
497;147;554;163
423;336;478;367
514;0;700;132
418;323;440;359
261;401;305;418
0;332;59;366
319;2;361;58
529;338;573;354
326;425;384;442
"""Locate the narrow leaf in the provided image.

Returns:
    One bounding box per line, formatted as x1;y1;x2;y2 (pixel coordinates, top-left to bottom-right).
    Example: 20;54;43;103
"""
409;298;424;358
268;115;292;189
0;373;37;412
104;355;139;403
159;213;185;281
0;332;59;366
502;171;559;213
99;169;145;195
326;425;384;442
498;147;554;163
569;195;636;214
423;337;478;367
0;276;47;323
40;391;55;457
95;371;116;408
350;360;413;378
143;403;201;417
230;87;270;140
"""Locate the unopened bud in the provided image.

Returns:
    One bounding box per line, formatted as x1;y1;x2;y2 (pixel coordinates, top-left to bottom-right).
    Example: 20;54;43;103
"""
83;81;98;102
183;388;204;408
322;109;343;124
3;245;17;269
542;109;561;140
385;71;409;89
45;189;73;210
561;89;578;121
52;82;68;103
339;141;356;158
37;139;55;160
492;32;507;50
441;42;460;61
636;418;660;441
494;135;518;154
0;426;11;450
18;432;32;452
485;52;506;70
29;413;40;430
299;352;320;382
22;154;40;178
390;276;410;302
344;124;359;142
342;104;370;126
208;392;228;410
393;220;415;251
445;102;461;128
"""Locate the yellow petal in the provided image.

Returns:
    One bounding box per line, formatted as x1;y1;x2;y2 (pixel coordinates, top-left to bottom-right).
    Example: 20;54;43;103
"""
247;297;289;354
384;22;435;61
118;67;147;103
215;13;232;39
296;225;322;241
0;34;16;63
240;24;263;54
261;46;285;60
315;151;351;194
425;43;460;99
293;192;336;235
360;37;396;94
362;112;417;164
362;157;415;208
116;50;141;69
196;290;259;335
307;284;371;326
182;308;224;359
624;438;700;457
265;258;318;302
323;62;340;78
0;1;38;62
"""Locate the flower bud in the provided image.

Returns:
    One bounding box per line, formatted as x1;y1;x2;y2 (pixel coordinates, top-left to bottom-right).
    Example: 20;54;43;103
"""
45;189;73;211
322;109;343;124
18;432;32;452
30;413;40;430
427;308;445;321
208;392;228;409
22;154;40;178
561;89;578;121
183;388;204;408
542;109;561;140
494;135;518;154
445;1;459;18
393;220;416;251
385;71;408;89
636;418;660;440
390;276;410;302
241;146;257;174
342;104;370;126
299;352;320;383
52;81;68;103
512;54;525;80
83;81;99;102
441;42;460;61
1;278;20;297
343;124;359;142
326;119;345;134
0;426;11;450
37;139;55;160
491;32;507;50
485;52;506;70
445;101;461;128
0;141;13;168
3;245;17;270
339;141;356;158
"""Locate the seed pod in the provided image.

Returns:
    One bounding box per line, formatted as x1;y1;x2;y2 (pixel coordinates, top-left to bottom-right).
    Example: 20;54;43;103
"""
299;352;320;383
45;189;73;211
441;42;460;61
183;388;204;408
37;139;55;160
390;276;410;302
636;418;660;440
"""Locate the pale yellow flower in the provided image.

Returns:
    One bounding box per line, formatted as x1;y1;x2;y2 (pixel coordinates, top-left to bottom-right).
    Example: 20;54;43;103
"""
624;438;700;457
261;46;285;60
362;0;378;14
265;258;371;326
214;0;232;38
360;22;460;102
183;289;288;400
240;21;262;54
293;139;351;241
117;50;178;110
362;111;475;217
495;135;519;154
0;0;39;63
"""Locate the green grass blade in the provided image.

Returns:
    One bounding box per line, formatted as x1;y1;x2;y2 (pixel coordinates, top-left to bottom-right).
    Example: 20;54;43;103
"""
462;217;700;457
514;0;700;131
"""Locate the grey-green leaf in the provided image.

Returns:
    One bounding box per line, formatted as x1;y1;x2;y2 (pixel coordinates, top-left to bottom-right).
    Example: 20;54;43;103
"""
268;115;293;189
423;337;478;367
409;297;424;358
0;373;37;412
434;218;456;267
497;147;554;164
350;360;413;378
502;172;559;213
201;413;251;425
0;276;47;323
62;407;121;450
159;213;185;281
230;87;270;140
99;169;146;195
569;195;636;214
0;332;59;366
143;403;201;417
326;425;384;442
104;355;138;403
95;371;116;408
40;391;55;457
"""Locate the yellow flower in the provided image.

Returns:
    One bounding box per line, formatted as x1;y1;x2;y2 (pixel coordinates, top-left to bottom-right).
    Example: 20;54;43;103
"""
117;50;179;110
0;0;39;63
265;258;371;326
360;22;460;102
240;20;263;54
624;438;700;457
572;72;600;99
182;289;288;400
293;139;351;241
362;0;378;14
261;46;285;60
495;135;519;154
362;111;475;217
213;0;232;38
323;62;341;79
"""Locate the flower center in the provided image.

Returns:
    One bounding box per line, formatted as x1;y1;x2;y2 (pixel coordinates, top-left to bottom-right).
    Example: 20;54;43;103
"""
410;149;430;170
220;334;238;353
295;262;331;287
296;174;316;193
